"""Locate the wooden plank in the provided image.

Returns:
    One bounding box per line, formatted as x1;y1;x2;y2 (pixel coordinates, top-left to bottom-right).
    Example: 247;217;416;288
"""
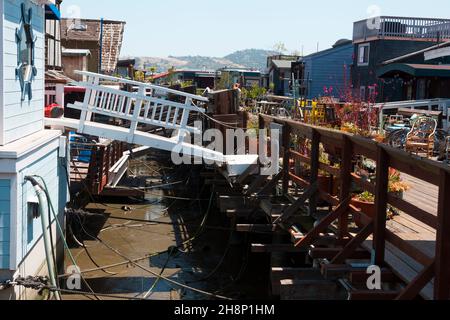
271;268;323;296
275;183;317;224
373;148;389;266
332;222;374;264
339;136;353;239
397;261;435;300
282;125;292;194
349;269;397;284
385;230;433;266
309;247;371;260
280;280;346;300
251;243;307;253
388;195;437;229
309;129;320;216
350;290;400;300
236;224;277;233
295;198;350;248
435;170;450;300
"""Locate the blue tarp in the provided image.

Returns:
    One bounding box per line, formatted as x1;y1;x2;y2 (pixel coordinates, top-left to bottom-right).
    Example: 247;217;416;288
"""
45;3;61;20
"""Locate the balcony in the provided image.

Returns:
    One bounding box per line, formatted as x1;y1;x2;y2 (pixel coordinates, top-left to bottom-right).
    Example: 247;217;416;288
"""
353;16;450;43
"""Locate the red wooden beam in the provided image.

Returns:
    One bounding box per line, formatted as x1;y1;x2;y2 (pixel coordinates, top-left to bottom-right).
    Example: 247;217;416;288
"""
373;147;389;266
396;260;435;300
435;170;450;300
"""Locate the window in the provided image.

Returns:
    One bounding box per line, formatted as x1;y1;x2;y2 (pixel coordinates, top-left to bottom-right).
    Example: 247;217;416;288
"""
358;43;370;66
360;86;366;100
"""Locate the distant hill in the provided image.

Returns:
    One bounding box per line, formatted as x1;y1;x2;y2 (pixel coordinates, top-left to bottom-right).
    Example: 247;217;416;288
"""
129;49;277;73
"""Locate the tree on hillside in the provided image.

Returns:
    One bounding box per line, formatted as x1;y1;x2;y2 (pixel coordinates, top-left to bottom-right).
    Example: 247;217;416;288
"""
273;42;287;55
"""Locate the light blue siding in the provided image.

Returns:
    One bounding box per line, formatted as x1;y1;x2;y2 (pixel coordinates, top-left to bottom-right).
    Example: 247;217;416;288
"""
304;44;353;100
0;180;11;269
16;146;67;266
1;0;45;146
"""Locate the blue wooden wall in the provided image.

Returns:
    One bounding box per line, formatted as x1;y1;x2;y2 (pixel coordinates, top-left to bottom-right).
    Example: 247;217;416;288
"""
303;43;353;100
0;180;11;269
2;0;45;146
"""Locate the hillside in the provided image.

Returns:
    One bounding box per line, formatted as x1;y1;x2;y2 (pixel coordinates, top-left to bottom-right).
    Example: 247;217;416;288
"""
130;49;276;73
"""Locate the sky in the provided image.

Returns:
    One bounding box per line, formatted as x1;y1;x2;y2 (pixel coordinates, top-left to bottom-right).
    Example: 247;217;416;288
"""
61;0;450;58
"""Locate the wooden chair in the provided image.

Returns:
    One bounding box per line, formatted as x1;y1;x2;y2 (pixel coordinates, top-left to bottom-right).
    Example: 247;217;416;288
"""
405;117;437;158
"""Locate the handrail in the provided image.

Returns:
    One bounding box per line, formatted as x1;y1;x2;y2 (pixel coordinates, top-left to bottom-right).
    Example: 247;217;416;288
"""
74;70;209;102
259;113;450;299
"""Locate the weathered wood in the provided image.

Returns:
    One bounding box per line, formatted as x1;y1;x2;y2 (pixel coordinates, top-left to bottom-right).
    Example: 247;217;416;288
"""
435;170;450;300
387;194;437;229
251;243;306;253
332;222;374;264
349;269;397;284
349;290;400;300
236;224;277;233
274;183;317;224
397;260;435;300
271;268;323;296
339;136;353;239
295;198;350;248
385;230;433;266
280;280;346;300
282;126;292;194
309;129;320;216
373;148;389;266
309;247;371;260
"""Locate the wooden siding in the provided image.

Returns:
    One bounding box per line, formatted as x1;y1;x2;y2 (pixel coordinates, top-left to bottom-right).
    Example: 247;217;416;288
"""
1;0;45;146
0;179;11;269
351;39;438;102
303;44;353;100
16;146;65;267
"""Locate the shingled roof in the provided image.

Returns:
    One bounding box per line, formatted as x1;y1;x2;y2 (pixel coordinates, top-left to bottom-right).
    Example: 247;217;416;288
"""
61;18;126;73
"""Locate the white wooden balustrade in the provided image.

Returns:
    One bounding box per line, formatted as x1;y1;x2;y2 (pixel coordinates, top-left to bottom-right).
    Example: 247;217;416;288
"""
45;71;259;176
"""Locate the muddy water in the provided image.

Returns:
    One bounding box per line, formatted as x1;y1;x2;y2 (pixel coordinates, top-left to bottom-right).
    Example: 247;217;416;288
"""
62;152;270;300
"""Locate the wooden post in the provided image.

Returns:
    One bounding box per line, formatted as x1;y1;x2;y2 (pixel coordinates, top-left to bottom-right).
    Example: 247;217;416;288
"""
435;169;450;300
339;136;353;239
373;147;389;266
282;125;292;195
309;129;320;216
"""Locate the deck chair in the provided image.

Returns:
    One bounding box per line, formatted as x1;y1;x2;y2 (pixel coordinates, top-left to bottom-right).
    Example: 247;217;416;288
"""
405;117;437;158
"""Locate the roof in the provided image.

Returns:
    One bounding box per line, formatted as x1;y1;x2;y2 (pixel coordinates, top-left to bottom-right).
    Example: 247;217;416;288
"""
382;41;450;65
61;18;126;73
304;41;353;60
45;70;75;84
271;60;293;69
377;63;450;78
62;48;91;56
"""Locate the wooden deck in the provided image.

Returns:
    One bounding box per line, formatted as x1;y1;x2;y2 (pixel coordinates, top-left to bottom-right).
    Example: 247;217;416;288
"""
366;174;438;299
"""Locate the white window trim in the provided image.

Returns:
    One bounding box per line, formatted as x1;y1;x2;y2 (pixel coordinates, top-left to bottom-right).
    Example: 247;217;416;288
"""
358;43;370;67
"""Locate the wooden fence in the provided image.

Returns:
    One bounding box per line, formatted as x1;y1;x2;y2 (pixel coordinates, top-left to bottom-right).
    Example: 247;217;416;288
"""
259;114;450;300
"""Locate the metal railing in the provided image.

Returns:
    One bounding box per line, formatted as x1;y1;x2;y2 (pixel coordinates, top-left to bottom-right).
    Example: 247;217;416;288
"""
70;71;208;141
375;98;450;131
354;16;450;42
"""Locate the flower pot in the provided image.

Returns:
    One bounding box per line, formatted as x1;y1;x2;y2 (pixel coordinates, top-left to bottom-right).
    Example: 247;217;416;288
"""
351;198;375;227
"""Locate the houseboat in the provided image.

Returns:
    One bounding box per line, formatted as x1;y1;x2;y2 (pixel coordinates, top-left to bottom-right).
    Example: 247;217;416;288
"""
0;0;68;300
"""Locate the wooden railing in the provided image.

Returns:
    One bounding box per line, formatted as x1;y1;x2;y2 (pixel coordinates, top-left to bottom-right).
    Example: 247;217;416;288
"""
354;16;450;42
69;71;209;141
259;114;450;300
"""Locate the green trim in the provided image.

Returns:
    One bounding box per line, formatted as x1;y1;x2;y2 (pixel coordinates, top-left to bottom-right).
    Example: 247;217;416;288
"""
378;63;450;78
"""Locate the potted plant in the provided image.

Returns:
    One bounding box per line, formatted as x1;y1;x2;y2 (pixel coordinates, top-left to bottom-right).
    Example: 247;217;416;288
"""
317;146;340;196
351;191;376;226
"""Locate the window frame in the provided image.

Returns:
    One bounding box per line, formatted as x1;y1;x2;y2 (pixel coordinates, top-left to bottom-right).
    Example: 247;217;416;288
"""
357;43;370;67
